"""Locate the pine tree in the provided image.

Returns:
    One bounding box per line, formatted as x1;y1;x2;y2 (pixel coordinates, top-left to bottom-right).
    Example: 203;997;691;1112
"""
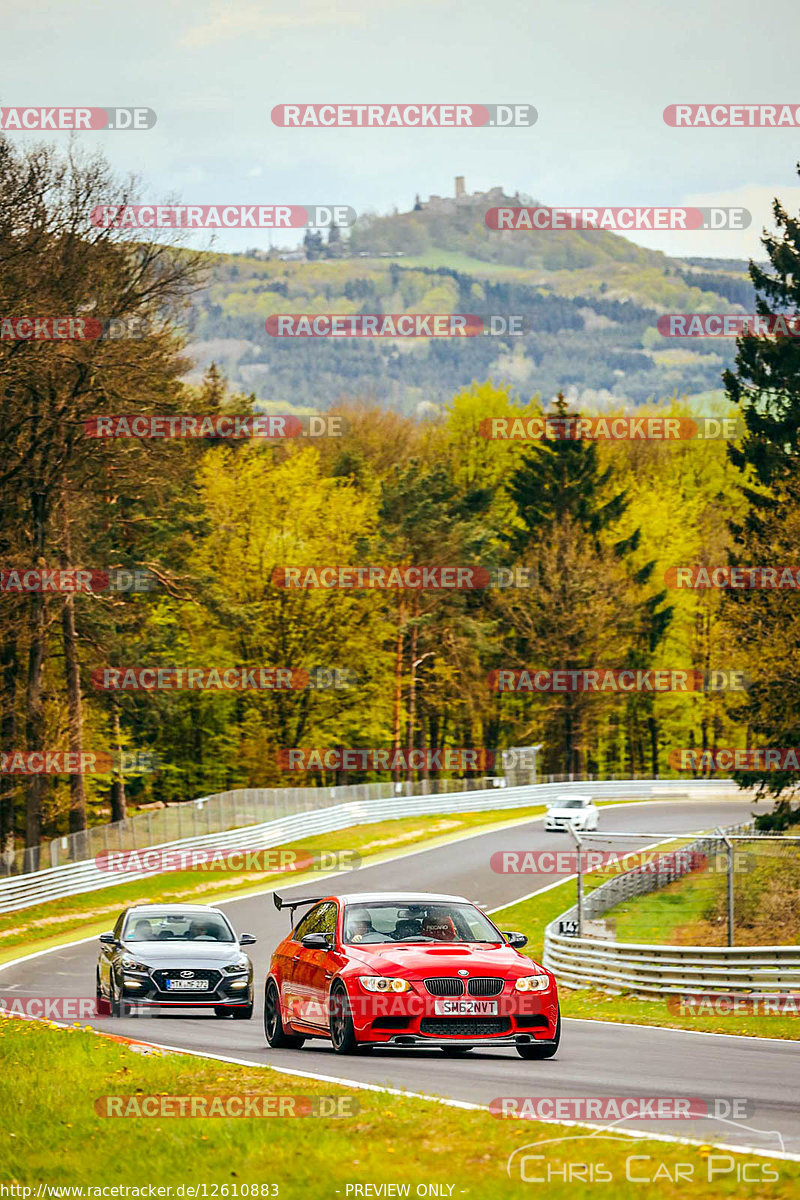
499;394;672;775
723;165;800;810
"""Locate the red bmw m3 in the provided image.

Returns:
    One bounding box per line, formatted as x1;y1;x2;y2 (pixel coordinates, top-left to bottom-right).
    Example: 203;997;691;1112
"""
264;891;560;1057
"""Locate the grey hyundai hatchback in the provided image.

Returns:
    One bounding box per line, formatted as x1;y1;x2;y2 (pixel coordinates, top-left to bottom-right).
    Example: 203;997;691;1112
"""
96;903;256;1018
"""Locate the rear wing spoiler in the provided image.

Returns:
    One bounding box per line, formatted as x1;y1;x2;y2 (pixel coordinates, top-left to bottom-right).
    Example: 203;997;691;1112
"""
273;892;325;923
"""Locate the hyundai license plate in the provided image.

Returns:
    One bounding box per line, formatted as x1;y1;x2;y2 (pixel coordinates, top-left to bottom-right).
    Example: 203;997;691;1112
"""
165;978;208;990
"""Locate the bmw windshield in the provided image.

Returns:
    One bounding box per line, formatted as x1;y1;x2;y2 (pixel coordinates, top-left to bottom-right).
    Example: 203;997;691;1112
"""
342;902;503;944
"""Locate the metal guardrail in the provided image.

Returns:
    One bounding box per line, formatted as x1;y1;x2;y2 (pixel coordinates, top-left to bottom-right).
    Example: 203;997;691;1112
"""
2;776;505;876
0;777;738;914
579;824;754;917
543;823;800;994
0;768;711;877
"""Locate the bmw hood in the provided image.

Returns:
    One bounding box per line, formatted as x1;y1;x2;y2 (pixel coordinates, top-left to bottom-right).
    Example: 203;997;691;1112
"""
346;943;544;978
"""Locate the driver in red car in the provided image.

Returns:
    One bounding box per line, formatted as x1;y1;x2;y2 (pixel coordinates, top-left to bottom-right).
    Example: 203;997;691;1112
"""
346;909;376;943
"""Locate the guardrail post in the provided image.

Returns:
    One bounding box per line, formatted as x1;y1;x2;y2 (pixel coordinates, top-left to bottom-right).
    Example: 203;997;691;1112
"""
717;826;735;947
567;823;584;937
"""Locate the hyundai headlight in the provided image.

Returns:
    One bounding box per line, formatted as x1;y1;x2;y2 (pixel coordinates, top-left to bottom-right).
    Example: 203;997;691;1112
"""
514;975;551;992
223;958;250;974
358;976;411;993
120;956;150;973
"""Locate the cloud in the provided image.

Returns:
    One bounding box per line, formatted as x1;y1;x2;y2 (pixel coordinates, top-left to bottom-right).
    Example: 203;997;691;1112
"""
180;1;363;47
626;183;800;260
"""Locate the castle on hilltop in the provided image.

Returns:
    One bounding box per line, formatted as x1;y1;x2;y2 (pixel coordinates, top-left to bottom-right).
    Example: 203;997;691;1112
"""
412;177;520;213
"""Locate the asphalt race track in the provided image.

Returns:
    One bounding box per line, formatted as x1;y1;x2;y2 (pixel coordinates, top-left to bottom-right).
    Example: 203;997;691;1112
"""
3;797;799;1156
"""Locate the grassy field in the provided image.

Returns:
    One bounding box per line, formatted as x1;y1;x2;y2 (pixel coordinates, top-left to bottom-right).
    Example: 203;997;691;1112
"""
0;1017;793;1197
607;842;800;948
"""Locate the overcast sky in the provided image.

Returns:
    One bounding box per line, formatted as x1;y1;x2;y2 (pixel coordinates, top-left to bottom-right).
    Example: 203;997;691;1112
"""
3;0;800;259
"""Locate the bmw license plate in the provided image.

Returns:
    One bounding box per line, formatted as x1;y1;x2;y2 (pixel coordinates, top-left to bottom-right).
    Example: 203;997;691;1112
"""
433;999;498;1015
165;979;208;990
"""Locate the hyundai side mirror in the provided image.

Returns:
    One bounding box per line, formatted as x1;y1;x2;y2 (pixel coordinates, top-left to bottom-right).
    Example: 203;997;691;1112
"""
99;932;117;945
503;931;528;948
238;933;257;946
301;932;333;949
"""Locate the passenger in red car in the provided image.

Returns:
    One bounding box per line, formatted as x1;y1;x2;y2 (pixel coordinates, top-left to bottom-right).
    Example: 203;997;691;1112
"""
421;915;458;942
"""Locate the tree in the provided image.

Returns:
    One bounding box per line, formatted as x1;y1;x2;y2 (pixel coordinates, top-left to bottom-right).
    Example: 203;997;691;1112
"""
0;135;203;851
375;457;494;777
326;224;343;258
722;167;800;807
497;395;672;775
302;230;324;260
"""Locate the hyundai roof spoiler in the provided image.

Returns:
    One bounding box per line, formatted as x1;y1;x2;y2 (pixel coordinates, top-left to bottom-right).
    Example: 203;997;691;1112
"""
273;892;325;921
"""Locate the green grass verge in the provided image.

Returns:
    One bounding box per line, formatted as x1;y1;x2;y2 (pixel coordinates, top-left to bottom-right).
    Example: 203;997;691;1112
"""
1;1018;794;1197
608;841;800;948
492;878;800;1040
609;868;724;944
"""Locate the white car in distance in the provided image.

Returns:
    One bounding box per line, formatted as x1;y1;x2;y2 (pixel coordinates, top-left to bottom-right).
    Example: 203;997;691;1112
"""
545;795;599;832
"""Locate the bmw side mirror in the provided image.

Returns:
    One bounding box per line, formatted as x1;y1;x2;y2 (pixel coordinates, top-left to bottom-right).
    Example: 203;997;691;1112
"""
503;931;528;948
301;932;333;949
99;932;117;945
239;933;257;946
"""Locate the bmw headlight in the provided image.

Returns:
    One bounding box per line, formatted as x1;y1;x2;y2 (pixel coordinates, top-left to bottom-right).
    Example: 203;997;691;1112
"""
223;958;250;974
514;975;551;992
358;976;411;993
120;956;150;973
